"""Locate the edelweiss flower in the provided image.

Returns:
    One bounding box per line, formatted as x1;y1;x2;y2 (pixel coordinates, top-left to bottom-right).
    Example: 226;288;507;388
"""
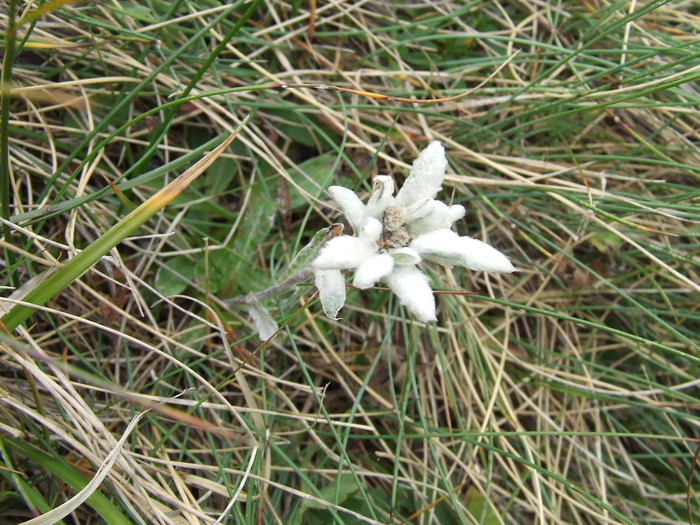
312;141;516;322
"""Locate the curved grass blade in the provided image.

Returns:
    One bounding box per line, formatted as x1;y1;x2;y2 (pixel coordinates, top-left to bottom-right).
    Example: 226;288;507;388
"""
1;122;247;332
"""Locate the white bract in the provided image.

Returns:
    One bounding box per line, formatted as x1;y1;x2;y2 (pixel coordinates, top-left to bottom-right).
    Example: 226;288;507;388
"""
312;141;516;322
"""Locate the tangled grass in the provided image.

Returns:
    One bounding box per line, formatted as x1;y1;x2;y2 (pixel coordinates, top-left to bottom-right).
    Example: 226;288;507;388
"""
1;1;699;524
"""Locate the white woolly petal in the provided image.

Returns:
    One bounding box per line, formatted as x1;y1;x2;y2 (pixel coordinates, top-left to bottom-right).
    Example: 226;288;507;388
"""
389;247;421;266
353;253;394;289
410;229;464;268
364;175;395;219
314;269;346;320
402;198;433;223
406;201;465;236
446;204;466;222
313;236;376;270
453;236;516;272
358;217;383;243
395;141;448;207
411;229;516;272
383;266;437;322
248;303;279;341
328;186;365;232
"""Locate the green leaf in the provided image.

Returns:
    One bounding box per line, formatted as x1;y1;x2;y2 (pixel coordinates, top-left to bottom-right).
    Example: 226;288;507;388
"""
117;3;154;23
202;155;238;196
155;255;196;297
266;109;319;148
304;473;361;511
223;191;277;294
195;248;238;294
288;152;337;210
464;486;500;525
3;438;134;525
0;463;68;525
291;474;368;525
278;224;342;281
589;230;623;252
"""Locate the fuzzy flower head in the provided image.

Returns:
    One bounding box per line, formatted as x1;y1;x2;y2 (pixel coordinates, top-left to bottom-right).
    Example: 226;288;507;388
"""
312;141;516;322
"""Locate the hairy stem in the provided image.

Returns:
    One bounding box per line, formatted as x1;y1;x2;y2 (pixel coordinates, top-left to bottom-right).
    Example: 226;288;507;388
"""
223;270;313;307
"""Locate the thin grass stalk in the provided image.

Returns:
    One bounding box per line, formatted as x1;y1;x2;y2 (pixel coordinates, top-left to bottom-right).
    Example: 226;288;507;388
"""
3;437;132;525
36;0;261;208
122;0;265;179
1;128;242;331
1;0;18;286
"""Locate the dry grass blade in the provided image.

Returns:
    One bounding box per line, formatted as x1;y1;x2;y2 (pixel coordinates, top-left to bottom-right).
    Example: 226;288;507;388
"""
17;390;167;525
1;1;698;524
1;123;245;331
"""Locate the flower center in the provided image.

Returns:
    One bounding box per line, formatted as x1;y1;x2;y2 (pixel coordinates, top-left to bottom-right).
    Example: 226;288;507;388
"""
376;206;412;250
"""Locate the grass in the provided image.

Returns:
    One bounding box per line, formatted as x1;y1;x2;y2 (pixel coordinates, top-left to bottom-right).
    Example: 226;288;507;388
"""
1;1;699;524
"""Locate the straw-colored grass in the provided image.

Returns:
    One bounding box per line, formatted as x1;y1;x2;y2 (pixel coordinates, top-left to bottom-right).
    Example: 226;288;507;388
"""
1;1;699;524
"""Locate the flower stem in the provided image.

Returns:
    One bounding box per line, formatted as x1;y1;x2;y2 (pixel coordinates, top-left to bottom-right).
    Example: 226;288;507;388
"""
223;270;312;307
223;223;344;308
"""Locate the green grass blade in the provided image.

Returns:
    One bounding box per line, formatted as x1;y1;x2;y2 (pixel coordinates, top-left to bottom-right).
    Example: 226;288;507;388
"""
2;437;132;525
1;130;241;331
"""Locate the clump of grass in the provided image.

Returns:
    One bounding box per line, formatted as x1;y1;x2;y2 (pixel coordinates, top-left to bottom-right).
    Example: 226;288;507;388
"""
1;1;699;524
